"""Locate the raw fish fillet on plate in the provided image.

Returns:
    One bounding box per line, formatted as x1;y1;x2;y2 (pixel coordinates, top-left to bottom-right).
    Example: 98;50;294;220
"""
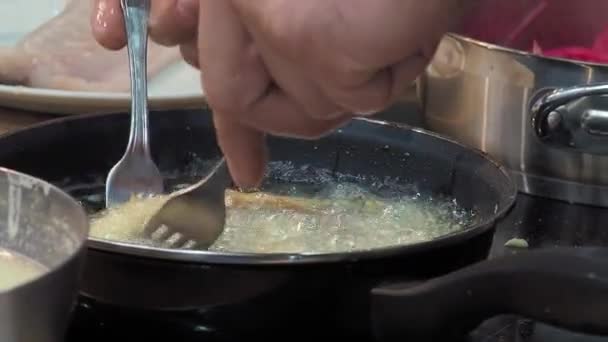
0;0;181;92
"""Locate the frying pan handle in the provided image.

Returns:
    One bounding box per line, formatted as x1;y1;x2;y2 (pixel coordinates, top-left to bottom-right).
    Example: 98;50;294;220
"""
371;247;608;341
531;83;608;155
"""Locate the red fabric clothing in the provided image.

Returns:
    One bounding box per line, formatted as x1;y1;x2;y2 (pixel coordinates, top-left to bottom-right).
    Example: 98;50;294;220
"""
458;0;608;64
538;27;608;63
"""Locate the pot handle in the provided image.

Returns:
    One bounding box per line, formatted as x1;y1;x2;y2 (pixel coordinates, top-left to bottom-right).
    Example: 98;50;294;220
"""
371;247;608;342
531;83;608;155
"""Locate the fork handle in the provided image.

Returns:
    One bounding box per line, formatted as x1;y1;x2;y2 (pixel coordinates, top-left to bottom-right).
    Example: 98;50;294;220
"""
121;0;152;155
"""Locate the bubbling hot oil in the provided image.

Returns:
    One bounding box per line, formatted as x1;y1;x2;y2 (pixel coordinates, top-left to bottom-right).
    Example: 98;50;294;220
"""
73;161;476;254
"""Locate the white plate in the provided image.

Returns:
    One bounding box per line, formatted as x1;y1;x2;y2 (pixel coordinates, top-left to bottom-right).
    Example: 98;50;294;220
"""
0;0;206;115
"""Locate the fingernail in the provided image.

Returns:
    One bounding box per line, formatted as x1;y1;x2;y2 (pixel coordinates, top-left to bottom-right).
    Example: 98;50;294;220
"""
230;166;266;190
325;111;346;119
94;0;109;29
95;0;123;29
234;186;261;193
354;109;381;116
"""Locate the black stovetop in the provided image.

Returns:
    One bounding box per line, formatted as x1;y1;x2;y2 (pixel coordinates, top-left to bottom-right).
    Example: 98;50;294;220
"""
469;193;608;342
63;192;608;342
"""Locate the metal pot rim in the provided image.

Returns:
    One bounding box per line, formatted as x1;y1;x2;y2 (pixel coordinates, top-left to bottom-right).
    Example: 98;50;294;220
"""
0;167;89;292
85;119;518;266
447;33;608;68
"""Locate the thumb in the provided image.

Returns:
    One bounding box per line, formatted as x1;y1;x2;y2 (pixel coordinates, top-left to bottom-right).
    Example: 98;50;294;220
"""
213;115;268;189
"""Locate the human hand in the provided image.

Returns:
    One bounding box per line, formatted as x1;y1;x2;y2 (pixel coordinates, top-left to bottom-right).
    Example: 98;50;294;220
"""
92;0;466;188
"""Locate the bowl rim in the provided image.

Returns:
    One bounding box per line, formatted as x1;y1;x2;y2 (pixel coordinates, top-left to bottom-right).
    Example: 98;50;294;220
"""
0;167;89;293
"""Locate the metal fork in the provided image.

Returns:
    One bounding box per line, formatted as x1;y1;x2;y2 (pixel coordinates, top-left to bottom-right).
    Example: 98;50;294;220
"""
105;0;163;208
143;158;232;249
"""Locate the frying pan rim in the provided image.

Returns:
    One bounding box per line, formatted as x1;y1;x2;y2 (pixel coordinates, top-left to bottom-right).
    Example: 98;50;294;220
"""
0;111;517;266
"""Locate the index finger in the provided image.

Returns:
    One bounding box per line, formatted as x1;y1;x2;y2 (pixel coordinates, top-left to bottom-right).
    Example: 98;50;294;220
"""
198;0;272;187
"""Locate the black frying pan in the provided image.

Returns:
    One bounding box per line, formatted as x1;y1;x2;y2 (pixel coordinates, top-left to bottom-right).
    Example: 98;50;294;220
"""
0;109;605;341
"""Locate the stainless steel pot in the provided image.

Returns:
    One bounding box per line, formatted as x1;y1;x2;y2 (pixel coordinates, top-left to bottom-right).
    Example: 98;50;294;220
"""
0;168;89;342
418;31;608;207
